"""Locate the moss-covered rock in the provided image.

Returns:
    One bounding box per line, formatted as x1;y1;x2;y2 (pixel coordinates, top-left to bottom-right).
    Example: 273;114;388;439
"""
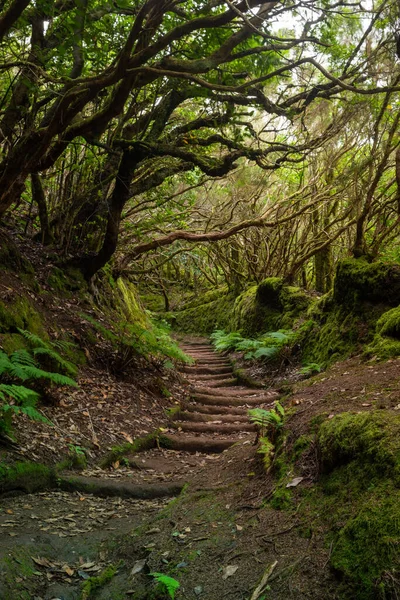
0;296;44;335
314;412;400;598
318;411;400;479
172;288;235;334
365;305;400;359
231;278;312;336
297;259;400;365
333;258;400;308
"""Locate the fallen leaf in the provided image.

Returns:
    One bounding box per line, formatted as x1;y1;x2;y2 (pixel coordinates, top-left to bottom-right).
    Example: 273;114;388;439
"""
32;557;50;568
222;565;238;580
62;565;74;576
131;559;147;576
286;477;304;488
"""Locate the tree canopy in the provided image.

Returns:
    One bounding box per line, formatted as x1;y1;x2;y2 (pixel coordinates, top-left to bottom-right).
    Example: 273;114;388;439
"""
0;0;399;286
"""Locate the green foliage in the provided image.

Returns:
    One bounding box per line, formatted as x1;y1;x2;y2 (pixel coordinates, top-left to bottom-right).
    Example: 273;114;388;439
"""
81;313;191;367
249;403;285;471
150;573;180;600
299;363;323;377
248;403;285;437
17;328;78;376
0;335;78;432
210;329;292;361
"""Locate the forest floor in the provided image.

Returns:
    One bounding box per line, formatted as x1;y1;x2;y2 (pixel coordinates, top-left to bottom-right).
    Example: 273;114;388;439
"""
1;319;400;599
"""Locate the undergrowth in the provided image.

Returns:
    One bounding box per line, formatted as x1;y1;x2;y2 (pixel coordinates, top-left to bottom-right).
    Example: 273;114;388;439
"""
0;331;78;433
81;314;192;369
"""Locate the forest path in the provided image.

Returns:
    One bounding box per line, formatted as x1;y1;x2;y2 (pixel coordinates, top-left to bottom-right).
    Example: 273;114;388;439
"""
0;340;279;599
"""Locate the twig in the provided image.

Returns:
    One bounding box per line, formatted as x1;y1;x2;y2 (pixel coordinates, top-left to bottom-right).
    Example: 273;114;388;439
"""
250;560;278;600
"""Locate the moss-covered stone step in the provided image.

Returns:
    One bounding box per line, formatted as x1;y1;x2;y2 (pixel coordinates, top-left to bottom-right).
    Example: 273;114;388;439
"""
59;475;185;498
172;421;256;434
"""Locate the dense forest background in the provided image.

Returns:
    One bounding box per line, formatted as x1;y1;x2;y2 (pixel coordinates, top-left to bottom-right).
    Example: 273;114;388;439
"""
0;0;399;296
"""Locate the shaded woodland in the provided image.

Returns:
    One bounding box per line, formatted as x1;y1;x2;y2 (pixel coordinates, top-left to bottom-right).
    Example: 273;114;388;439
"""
1;2;400;600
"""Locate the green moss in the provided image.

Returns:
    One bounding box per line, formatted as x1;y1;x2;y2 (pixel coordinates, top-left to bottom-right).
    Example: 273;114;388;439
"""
231;279;312;337
172;289;235;333
80;563;119;599
0;296;44;336
292;434;313;461
100;432;159;467
0;461;55;494
365;305;400;359
333;258;400;308
298;411;400;598
117;279;149;328
269;487;293;510
318;412;400;480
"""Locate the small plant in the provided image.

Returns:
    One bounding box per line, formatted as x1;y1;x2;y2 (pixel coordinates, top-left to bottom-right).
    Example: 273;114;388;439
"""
299;362;323;377
150;572;180;599
248;403;285;471
248;402;285;437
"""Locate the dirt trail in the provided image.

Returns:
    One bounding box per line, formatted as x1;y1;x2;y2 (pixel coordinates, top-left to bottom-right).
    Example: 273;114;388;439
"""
0;339;276;599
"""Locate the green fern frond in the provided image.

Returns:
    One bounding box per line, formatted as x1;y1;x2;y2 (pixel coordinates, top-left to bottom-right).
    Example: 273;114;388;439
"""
0;384;40;405
32;347;78;376
3;404;52;424
9;349;37;367
17;328;49;349
150;573;180;600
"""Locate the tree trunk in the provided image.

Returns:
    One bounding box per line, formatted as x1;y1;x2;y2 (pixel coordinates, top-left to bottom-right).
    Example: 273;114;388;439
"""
31;173;54;245
74;148;145;280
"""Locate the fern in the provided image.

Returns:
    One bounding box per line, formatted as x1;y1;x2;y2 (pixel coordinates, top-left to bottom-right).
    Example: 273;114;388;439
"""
17;329;78;376
150;573;180;600
0;337;77;432
3;404;52;424
211;329;292;361
248;403;285;437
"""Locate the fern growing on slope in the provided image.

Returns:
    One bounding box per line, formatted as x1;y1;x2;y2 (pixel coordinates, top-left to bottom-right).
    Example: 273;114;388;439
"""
17;328;78;376
0;337;78;433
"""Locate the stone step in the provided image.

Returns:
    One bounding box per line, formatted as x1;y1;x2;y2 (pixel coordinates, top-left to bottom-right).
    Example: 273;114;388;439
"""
191;386;275;398
191;393;269;407
180;366;232;375
197;378;238;387
160;434;238;453
173;421;256;434
186;403;248;416
177;411;249;423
